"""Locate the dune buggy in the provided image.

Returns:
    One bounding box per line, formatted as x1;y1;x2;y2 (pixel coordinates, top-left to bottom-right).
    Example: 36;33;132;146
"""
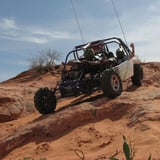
34;37;143;114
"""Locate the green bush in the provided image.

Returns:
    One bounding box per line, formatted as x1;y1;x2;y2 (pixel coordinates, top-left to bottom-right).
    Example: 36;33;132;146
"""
109;135;152;160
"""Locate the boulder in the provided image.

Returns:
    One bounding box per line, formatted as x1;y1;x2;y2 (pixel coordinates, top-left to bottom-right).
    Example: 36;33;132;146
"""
0;96;24;122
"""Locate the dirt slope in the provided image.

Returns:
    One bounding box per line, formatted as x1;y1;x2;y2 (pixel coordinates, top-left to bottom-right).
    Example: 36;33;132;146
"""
0;62;160;160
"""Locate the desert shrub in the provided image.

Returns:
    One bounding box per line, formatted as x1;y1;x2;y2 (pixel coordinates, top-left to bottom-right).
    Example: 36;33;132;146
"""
30;49;60;74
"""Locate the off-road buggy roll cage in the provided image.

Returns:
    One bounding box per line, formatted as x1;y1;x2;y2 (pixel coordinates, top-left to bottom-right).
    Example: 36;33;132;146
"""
62;37;133;72
34;37;143;114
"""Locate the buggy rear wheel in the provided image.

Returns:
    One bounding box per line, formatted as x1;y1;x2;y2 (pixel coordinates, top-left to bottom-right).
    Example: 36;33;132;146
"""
34;87;57;114
101;70;122;98
131;64;143;86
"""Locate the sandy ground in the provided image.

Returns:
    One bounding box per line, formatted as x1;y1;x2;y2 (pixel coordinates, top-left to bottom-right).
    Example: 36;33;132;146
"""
0;62;160;160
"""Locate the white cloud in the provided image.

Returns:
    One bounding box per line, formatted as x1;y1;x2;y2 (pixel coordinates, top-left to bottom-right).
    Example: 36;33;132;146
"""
0;17;18;30
21;36;48;44
0;17;74;44
31;29;72;39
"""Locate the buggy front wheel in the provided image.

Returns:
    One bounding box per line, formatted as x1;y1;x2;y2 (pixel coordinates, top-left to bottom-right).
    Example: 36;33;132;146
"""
34;87;57;114
101;70;122;98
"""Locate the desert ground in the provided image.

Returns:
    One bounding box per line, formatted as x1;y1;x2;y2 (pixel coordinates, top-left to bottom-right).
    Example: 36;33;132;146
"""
0;62;160;160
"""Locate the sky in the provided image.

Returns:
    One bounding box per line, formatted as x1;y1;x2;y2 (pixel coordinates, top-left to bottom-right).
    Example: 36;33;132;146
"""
0;0;160;82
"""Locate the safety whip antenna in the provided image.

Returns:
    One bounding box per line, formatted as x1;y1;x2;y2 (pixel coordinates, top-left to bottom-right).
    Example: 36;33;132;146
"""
111;0;128;45
70;0;85;43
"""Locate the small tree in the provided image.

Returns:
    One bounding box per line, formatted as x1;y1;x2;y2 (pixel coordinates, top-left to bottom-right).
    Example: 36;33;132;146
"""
30;49;60;73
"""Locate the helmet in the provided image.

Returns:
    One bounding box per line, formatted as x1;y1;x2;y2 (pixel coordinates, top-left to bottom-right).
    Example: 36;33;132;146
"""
108;57;117;66
84;48;95;60
116;48;125;59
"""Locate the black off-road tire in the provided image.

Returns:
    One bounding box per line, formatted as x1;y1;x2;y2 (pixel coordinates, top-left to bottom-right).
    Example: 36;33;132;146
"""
101;70;122;98
131;64;143;86
34;87;57;114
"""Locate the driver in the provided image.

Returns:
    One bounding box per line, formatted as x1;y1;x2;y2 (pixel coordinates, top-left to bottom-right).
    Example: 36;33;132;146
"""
83;47;96;61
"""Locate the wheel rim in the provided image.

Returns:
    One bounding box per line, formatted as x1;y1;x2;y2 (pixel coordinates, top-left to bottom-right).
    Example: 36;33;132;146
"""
111;75;120;91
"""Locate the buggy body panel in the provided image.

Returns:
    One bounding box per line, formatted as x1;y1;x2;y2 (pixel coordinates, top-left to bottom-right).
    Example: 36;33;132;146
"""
113;58;134;81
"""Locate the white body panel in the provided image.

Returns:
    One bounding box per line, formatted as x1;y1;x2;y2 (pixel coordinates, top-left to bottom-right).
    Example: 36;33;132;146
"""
113;58;134;81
